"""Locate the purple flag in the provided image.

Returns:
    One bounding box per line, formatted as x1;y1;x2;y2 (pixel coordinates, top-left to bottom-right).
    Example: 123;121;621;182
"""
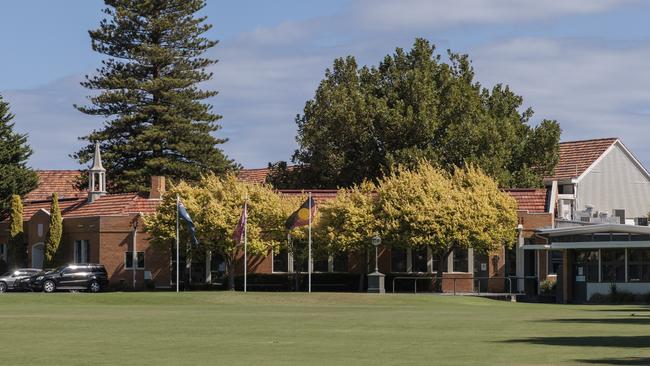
232;202;247;244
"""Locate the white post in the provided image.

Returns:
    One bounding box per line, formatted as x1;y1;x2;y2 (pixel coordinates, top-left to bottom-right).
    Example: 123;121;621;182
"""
308;192;312;293
176;194;180;293
516;225;525;292
244;196;248;293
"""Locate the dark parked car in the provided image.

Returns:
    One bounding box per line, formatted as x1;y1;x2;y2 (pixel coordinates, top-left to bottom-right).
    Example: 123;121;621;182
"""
0;268;43;293
30;264;109;293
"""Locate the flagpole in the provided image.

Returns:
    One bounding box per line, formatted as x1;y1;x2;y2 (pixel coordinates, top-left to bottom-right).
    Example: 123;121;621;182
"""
308;191;312;294
176;194;180;293
244;194;248;293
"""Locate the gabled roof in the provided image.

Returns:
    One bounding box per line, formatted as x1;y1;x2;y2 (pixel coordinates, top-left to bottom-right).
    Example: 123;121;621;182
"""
24;170;87;202
545;138;618;181
505;189;548;213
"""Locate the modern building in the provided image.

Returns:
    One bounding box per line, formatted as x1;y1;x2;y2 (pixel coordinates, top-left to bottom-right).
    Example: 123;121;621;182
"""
524;138;650;302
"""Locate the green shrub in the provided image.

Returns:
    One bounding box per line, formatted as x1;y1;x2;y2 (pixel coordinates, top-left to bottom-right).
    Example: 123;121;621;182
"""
540;279;556;294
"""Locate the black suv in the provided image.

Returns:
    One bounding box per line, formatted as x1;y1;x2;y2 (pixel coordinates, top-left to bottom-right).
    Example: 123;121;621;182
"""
31;264;109;293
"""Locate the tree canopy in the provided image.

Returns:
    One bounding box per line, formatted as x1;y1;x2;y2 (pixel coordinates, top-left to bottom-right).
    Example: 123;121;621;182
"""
74;0;235;194
45;193;63;267
144;174;293;289
0;94;38;210
268;38;560;189
376;161;518;285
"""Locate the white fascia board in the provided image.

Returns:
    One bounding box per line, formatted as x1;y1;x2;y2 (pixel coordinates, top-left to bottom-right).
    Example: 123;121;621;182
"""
614;140;650;181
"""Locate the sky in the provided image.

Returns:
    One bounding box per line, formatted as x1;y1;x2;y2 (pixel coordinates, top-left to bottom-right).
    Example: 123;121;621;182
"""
1;0;650;170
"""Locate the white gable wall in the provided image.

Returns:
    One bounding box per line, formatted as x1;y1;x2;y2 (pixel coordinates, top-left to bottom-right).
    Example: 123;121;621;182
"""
577;143;650;219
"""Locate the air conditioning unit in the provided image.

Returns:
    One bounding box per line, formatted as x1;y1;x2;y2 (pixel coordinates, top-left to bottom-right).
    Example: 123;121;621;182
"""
613;209;626;225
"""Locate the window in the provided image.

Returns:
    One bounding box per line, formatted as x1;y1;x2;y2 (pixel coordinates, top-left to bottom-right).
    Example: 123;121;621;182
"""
547;251;563;275
628;249;650;282
0;243;6;261
332;253;348;272
125;251;145;269
313;255;329;272
431;254;448;273
272;249;289;273
411;248;428;273
391;248;407;272
452;248;468;273
505;247;517;277
74;240;89;263
601;249;625;282
574;250;599;282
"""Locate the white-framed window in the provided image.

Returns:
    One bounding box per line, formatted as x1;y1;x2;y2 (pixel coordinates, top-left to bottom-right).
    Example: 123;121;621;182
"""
74;240;89;263
272;249;289;273
125;251;145;269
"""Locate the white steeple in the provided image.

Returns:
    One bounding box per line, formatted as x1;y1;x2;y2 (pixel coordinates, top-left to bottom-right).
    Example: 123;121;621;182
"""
88;142;107;203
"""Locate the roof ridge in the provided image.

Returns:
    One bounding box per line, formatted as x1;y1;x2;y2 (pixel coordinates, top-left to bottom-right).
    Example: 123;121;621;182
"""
559;137;618;145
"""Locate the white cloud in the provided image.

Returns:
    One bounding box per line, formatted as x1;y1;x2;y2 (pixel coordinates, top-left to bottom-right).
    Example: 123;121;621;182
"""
354;0;636;30
4;75;103;169
471;38;650;168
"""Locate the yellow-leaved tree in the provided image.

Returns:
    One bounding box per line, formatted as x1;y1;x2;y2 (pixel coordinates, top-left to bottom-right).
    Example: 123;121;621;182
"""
315;181;378;290
144;174;289;289
378;161;517;290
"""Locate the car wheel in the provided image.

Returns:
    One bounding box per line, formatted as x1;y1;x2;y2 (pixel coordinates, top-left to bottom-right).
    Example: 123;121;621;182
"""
89;280;101;293
0;282;7;293
43;280;56;293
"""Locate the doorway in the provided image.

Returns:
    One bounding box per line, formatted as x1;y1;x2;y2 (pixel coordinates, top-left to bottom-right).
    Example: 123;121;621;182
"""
32;243;44;269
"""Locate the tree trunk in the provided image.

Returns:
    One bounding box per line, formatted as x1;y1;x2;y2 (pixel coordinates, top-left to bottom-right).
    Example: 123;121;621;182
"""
225;256;235;291
358;248;369;292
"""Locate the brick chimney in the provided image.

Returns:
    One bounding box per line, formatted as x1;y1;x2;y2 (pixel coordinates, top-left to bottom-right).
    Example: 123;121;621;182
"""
149;176;166;199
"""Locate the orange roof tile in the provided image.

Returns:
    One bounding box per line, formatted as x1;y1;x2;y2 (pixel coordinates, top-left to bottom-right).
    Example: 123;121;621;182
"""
505;188;548;213
238;168;271;184
546;138;618;180
25;170;87;202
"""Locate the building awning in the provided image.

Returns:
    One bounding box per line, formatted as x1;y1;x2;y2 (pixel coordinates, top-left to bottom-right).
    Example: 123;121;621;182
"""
528;223;650;250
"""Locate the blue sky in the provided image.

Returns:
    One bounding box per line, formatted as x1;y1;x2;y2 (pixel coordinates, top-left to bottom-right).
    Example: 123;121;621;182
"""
2;0;650;170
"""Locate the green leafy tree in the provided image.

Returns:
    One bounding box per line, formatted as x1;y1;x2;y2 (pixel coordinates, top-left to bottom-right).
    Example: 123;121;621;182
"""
74;0;235;194
9;194;25;267
0;94;38;210
144;174;288;289
315;182;378;290
45;193;62;267
269;38;560;189
377;161;518;290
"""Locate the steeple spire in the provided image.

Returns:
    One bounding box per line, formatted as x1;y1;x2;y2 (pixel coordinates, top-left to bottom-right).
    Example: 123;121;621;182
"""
88;142;107;203
90;142;105;171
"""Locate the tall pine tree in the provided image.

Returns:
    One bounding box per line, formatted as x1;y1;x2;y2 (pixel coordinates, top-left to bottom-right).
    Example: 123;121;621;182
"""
74;0;235;193
0;94;38;210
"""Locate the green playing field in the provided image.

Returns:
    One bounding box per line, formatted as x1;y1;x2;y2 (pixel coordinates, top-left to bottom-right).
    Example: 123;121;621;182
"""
0;292;648;365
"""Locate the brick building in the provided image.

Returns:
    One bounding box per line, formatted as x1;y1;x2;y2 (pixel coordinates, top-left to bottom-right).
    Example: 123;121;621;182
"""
1;143;560;293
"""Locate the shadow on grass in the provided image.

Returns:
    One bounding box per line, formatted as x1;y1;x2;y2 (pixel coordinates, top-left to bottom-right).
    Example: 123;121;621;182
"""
502;336;650;348
587;308;650;312
576;357;650;365
541;317;650;325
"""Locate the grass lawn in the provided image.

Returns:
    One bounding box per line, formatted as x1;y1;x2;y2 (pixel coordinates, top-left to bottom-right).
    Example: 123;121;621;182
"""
1;292;649;365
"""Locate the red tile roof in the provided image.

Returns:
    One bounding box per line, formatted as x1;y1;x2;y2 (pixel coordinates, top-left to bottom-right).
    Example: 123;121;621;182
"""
546;138;618;180
238;168;271;184
63;193;159;218
24;170;87;202
505;189;548;213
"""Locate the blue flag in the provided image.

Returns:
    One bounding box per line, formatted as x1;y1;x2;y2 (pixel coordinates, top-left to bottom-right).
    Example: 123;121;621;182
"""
178;201;199;246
